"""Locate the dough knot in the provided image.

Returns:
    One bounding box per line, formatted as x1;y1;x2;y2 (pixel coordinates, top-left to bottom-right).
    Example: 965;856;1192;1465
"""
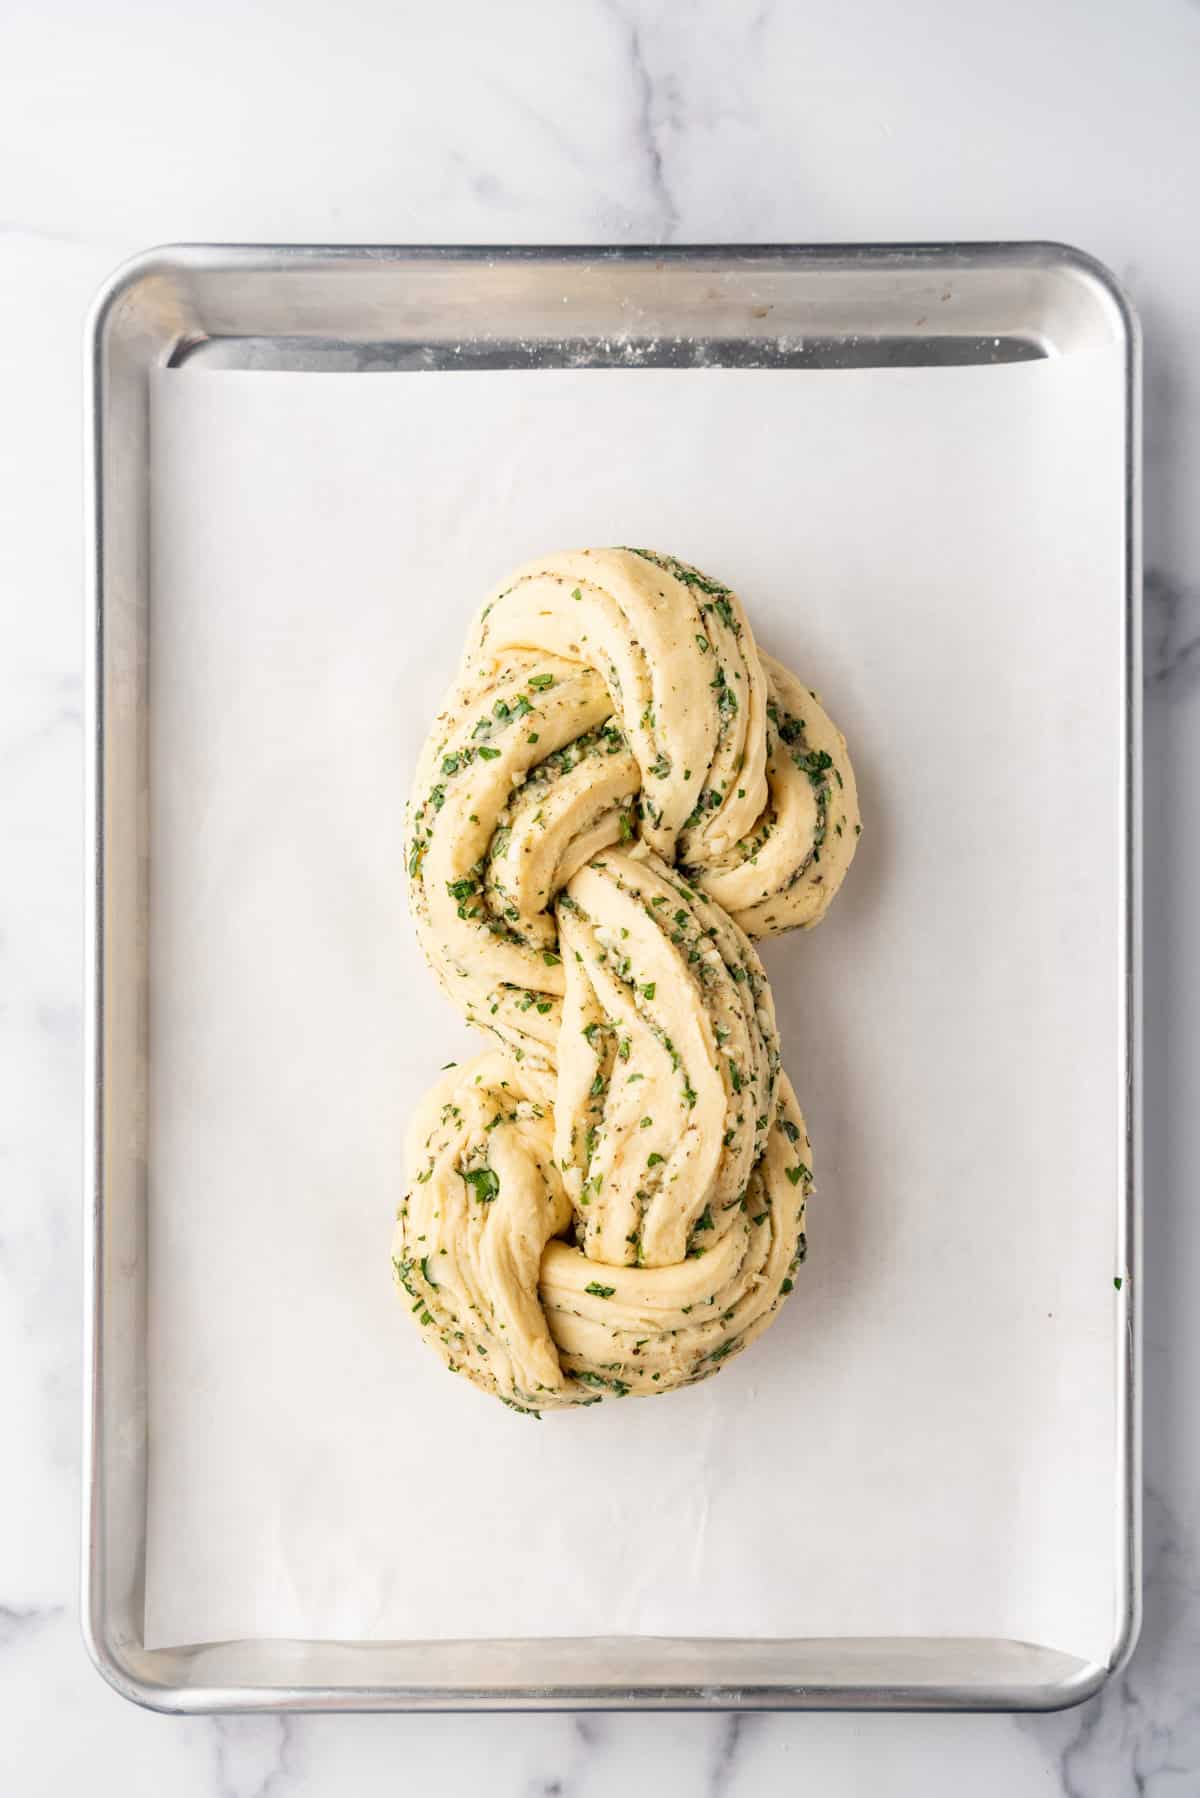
396;549;858;1412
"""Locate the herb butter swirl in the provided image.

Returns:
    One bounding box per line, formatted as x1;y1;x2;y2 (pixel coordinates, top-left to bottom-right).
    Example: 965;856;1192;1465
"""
396;548;859;1413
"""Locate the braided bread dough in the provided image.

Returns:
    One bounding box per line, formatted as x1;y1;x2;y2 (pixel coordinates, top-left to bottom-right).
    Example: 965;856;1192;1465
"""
396;549;859;1412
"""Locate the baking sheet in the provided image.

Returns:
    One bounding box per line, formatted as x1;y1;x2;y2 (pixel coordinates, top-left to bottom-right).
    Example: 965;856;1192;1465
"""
145;355;1124;1659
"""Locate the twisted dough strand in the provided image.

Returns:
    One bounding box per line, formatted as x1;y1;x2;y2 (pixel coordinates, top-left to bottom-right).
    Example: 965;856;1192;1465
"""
396;549;858;1413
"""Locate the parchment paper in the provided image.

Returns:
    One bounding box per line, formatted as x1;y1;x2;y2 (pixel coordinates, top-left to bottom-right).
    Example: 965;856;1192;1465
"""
145;353;1125;1660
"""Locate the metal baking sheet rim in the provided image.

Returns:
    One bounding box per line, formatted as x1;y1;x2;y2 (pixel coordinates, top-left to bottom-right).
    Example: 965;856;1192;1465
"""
82;242;1142;1714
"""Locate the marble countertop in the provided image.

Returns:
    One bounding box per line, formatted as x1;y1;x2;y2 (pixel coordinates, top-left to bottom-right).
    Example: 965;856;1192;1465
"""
3;1;1198;1792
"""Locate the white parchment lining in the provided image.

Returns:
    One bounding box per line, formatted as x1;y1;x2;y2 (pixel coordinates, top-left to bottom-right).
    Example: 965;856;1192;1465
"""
145;357;1124;1660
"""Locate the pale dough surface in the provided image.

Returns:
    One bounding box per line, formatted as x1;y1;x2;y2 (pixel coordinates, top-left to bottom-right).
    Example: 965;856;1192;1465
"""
397;548;858;1411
